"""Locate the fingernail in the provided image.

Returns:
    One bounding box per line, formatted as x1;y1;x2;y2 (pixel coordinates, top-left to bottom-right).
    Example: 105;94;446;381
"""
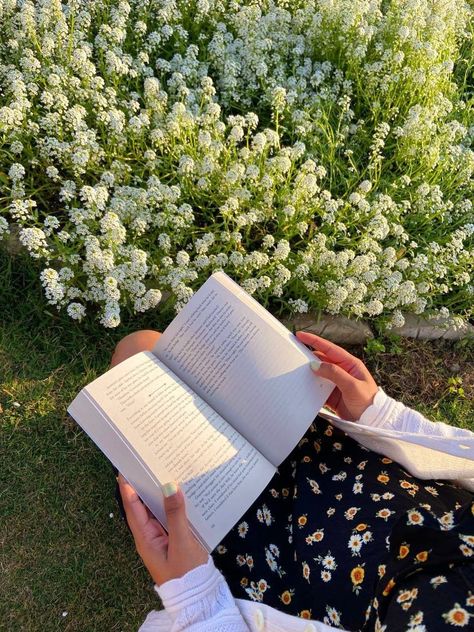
310;359;321;371
162;481;179;497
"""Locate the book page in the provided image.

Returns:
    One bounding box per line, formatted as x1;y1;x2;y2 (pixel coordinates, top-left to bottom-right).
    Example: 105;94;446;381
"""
154;272;334;466
70;352;275;551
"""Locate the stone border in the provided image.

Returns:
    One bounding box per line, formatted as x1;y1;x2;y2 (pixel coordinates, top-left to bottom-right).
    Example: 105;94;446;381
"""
284;313;474;345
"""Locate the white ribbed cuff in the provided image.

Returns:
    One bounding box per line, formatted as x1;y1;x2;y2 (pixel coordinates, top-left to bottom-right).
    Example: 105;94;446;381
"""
156;557;218;613
357;388;404;429
155;557;247;630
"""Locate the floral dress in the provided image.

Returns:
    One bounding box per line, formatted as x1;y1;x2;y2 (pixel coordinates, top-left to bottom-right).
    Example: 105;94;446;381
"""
212;416;474;630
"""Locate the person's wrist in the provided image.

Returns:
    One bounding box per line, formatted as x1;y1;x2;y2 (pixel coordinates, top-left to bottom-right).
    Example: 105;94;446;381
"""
360;385;379;416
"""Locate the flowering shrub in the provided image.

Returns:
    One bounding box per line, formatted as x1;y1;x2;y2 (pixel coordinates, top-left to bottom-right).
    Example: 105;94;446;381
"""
0;0;473;328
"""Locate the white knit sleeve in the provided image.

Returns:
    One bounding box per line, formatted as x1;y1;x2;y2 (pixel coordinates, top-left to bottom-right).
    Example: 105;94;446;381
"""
155;557;250;632
359;388;474;440
356;388;474;491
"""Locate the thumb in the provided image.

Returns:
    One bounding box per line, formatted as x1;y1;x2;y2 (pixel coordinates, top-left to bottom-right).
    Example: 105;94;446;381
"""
311;359;357;393
162;482;192;543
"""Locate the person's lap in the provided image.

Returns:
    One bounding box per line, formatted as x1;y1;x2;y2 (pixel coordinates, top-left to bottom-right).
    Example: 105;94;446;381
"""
110;331;474;630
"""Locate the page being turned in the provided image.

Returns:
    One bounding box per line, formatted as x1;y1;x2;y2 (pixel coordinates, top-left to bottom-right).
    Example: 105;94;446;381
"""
154;272;334;466
78;352;276;551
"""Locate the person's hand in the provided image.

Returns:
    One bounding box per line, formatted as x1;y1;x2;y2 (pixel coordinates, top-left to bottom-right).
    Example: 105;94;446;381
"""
118;475;208;586
296;331;378;422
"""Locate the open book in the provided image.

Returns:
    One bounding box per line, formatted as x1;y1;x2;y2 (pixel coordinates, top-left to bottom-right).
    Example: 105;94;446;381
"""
68;272;334;551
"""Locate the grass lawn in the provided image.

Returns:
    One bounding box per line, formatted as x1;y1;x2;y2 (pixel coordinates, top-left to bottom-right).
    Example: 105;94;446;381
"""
1;250;473;631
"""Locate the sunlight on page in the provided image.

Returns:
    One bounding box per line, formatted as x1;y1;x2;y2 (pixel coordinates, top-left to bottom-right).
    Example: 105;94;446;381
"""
84;352;275;546
155;273;334;466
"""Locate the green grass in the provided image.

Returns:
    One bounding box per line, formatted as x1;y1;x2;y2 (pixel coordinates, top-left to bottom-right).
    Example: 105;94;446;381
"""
0;252;170;632
1;250;473;631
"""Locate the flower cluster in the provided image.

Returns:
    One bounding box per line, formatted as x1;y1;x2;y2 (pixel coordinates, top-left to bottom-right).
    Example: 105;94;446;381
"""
0;0;473;327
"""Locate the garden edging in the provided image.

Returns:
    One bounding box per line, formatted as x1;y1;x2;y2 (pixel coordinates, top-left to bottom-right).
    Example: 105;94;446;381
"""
283;313;474;345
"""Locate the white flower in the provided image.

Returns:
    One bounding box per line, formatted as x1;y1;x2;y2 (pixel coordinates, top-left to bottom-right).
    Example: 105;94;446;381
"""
273;239;291;261
67;303;86;320
288;298;308;313
178;155;195;175
19;227;48;257
0;217;10;238
9;163;25;180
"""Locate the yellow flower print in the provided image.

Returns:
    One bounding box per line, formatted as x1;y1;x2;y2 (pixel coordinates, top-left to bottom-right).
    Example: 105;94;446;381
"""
258;579;268;592
355;523;368;532
378;564;386;578
324;426;333;437
376;508;395;521
397;589;413;603
406;509;424;525
344;506;361;520
298;514;308;528
381;457;392;464
442;603;472;626
302;455;311;463
466;593;474;607
398;543;410;559
306;529;324;544
400;480;419;496
240;577;248;587
299;609;312;619
377;472;390;484
280;589;294;605
439;511;455;530
351;565;365;586
382;578;396;596
459;544;474;557
416;550;429;562
313;440;321;453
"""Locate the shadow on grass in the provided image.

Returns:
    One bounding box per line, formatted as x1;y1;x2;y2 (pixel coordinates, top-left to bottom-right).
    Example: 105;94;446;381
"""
0;251;170;631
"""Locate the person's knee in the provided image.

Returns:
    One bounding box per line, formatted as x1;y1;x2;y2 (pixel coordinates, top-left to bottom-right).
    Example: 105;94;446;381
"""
111;330;162;367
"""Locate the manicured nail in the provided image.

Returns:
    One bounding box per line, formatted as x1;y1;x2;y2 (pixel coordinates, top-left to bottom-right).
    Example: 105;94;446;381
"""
162;481;179;497
310;359;321;371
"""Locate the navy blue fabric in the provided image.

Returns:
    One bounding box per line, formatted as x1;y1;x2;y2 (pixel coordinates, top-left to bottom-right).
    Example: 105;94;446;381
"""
211;416;474;630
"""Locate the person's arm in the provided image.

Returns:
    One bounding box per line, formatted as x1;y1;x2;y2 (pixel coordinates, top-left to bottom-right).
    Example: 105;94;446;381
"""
295;332;474;490
296;331;473;441
118;476;250;632
155;557;250;631
359;387;474;439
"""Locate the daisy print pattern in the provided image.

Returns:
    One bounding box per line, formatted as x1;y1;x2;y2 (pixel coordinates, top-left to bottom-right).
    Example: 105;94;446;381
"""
442;603;472;627
211;416;474;631
237;521;249;538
